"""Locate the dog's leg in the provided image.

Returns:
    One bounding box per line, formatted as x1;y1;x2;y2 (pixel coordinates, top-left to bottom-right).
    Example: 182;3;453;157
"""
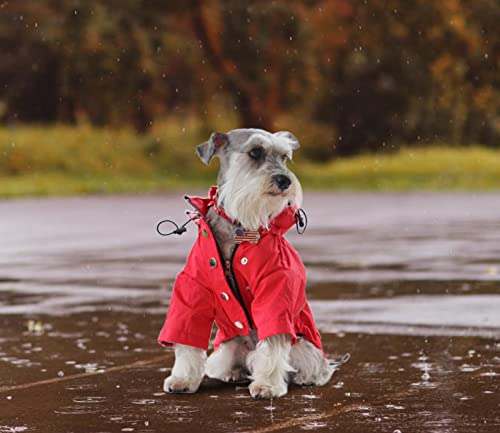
289;338;335;386
206;336;251;382
247;334;295;399
163;344;206;393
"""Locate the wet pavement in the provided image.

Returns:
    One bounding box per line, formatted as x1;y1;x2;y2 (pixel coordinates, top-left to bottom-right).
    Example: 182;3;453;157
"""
0;192;499;432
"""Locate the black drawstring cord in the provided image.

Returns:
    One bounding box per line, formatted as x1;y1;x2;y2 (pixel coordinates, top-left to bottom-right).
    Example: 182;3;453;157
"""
295;208;308;234
156;212;196;236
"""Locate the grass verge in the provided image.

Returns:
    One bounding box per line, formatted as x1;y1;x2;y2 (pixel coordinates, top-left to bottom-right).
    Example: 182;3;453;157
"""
1;125;499;197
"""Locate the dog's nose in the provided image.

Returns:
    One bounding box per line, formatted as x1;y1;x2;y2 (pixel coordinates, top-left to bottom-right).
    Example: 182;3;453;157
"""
272;174;291;191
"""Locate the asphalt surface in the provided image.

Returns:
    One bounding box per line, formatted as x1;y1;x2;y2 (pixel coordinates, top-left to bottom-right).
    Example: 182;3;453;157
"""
0;192;499;433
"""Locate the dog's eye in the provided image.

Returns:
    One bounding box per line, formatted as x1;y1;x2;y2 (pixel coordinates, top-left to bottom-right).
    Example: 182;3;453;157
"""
282;154;288;162
249;147;264;160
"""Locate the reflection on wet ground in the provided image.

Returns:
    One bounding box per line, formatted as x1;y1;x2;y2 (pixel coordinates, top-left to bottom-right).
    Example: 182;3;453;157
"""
0;192;499;432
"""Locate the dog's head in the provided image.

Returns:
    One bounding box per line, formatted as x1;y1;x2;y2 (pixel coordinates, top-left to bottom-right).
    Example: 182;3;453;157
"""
196;128;303;230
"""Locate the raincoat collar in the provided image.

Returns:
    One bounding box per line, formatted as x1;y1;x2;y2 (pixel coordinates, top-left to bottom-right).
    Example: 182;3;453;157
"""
185;186;299;236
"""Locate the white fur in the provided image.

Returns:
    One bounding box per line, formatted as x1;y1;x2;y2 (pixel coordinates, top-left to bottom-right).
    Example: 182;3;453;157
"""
205;335;255;382
218;156;302;231
247;334;296;399
163;344;206;393
289;338;335;386
243;132;293;157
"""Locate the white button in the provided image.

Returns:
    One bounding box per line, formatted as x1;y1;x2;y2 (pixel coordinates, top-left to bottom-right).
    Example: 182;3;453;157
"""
221;292;230;301
234;321;244;329
241;257;248;265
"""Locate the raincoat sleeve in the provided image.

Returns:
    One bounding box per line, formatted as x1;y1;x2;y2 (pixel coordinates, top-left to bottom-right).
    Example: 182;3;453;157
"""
250;270;299;344
158;270;215;350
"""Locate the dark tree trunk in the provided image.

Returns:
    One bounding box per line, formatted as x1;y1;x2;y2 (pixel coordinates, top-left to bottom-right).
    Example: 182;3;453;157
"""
190;0;271;130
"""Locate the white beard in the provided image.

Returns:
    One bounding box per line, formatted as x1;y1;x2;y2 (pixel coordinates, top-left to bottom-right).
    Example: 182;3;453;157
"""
218;156;303;231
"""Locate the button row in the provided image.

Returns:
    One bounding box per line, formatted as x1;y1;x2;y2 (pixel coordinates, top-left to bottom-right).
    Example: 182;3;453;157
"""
208;256;247;330
209;257;249;267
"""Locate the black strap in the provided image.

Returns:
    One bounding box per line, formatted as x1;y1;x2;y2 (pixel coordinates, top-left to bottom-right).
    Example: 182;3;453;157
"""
156;214;195;236
295;208;308;234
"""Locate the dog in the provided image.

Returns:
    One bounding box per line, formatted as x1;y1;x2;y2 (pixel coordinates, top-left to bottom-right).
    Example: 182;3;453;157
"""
158;128;335;399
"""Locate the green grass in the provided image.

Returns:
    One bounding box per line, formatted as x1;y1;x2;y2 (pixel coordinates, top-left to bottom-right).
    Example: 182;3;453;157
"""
1;124;499;197
297;146;500;191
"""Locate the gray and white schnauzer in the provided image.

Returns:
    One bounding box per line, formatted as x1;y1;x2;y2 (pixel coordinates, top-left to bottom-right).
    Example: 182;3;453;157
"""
158;128;335;399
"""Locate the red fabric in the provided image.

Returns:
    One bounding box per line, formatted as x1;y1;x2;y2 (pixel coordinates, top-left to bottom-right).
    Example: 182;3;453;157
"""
158;188;323;352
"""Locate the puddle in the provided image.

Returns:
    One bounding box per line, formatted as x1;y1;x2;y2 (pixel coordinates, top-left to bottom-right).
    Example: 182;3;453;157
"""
0;427;29;433
301;421;328;430
0;193;499;432
72;396;107;404
131;399;158;405
310;295;500;338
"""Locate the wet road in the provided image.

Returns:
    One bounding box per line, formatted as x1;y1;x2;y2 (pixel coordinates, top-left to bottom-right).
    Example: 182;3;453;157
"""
0;192;499;432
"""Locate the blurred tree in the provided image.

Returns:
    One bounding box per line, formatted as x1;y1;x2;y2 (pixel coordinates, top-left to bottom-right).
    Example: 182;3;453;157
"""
191;0;306;130
0;1;198;131
0;0;498;155
305;0;499;154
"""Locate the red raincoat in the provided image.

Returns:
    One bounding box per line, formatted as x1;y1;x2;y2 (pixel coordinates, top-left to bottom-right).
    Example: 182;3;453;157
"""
158;187;323;352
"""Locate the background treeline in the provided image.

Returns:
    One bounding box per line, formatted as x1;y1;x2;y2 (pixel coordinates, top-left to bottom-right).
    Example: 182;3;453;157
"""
0;0;499;159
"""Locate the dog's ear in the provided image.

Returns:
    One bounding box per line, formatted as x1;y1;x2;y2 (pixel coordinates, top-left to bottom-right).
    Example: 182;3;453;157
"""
196;132;229;165
274;131;300;150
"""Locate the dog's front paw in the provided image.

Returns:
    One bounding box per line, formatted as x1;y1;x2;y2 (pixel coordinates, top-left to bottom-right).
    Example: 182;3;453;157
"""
249;380;288;399
163;375;201;394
